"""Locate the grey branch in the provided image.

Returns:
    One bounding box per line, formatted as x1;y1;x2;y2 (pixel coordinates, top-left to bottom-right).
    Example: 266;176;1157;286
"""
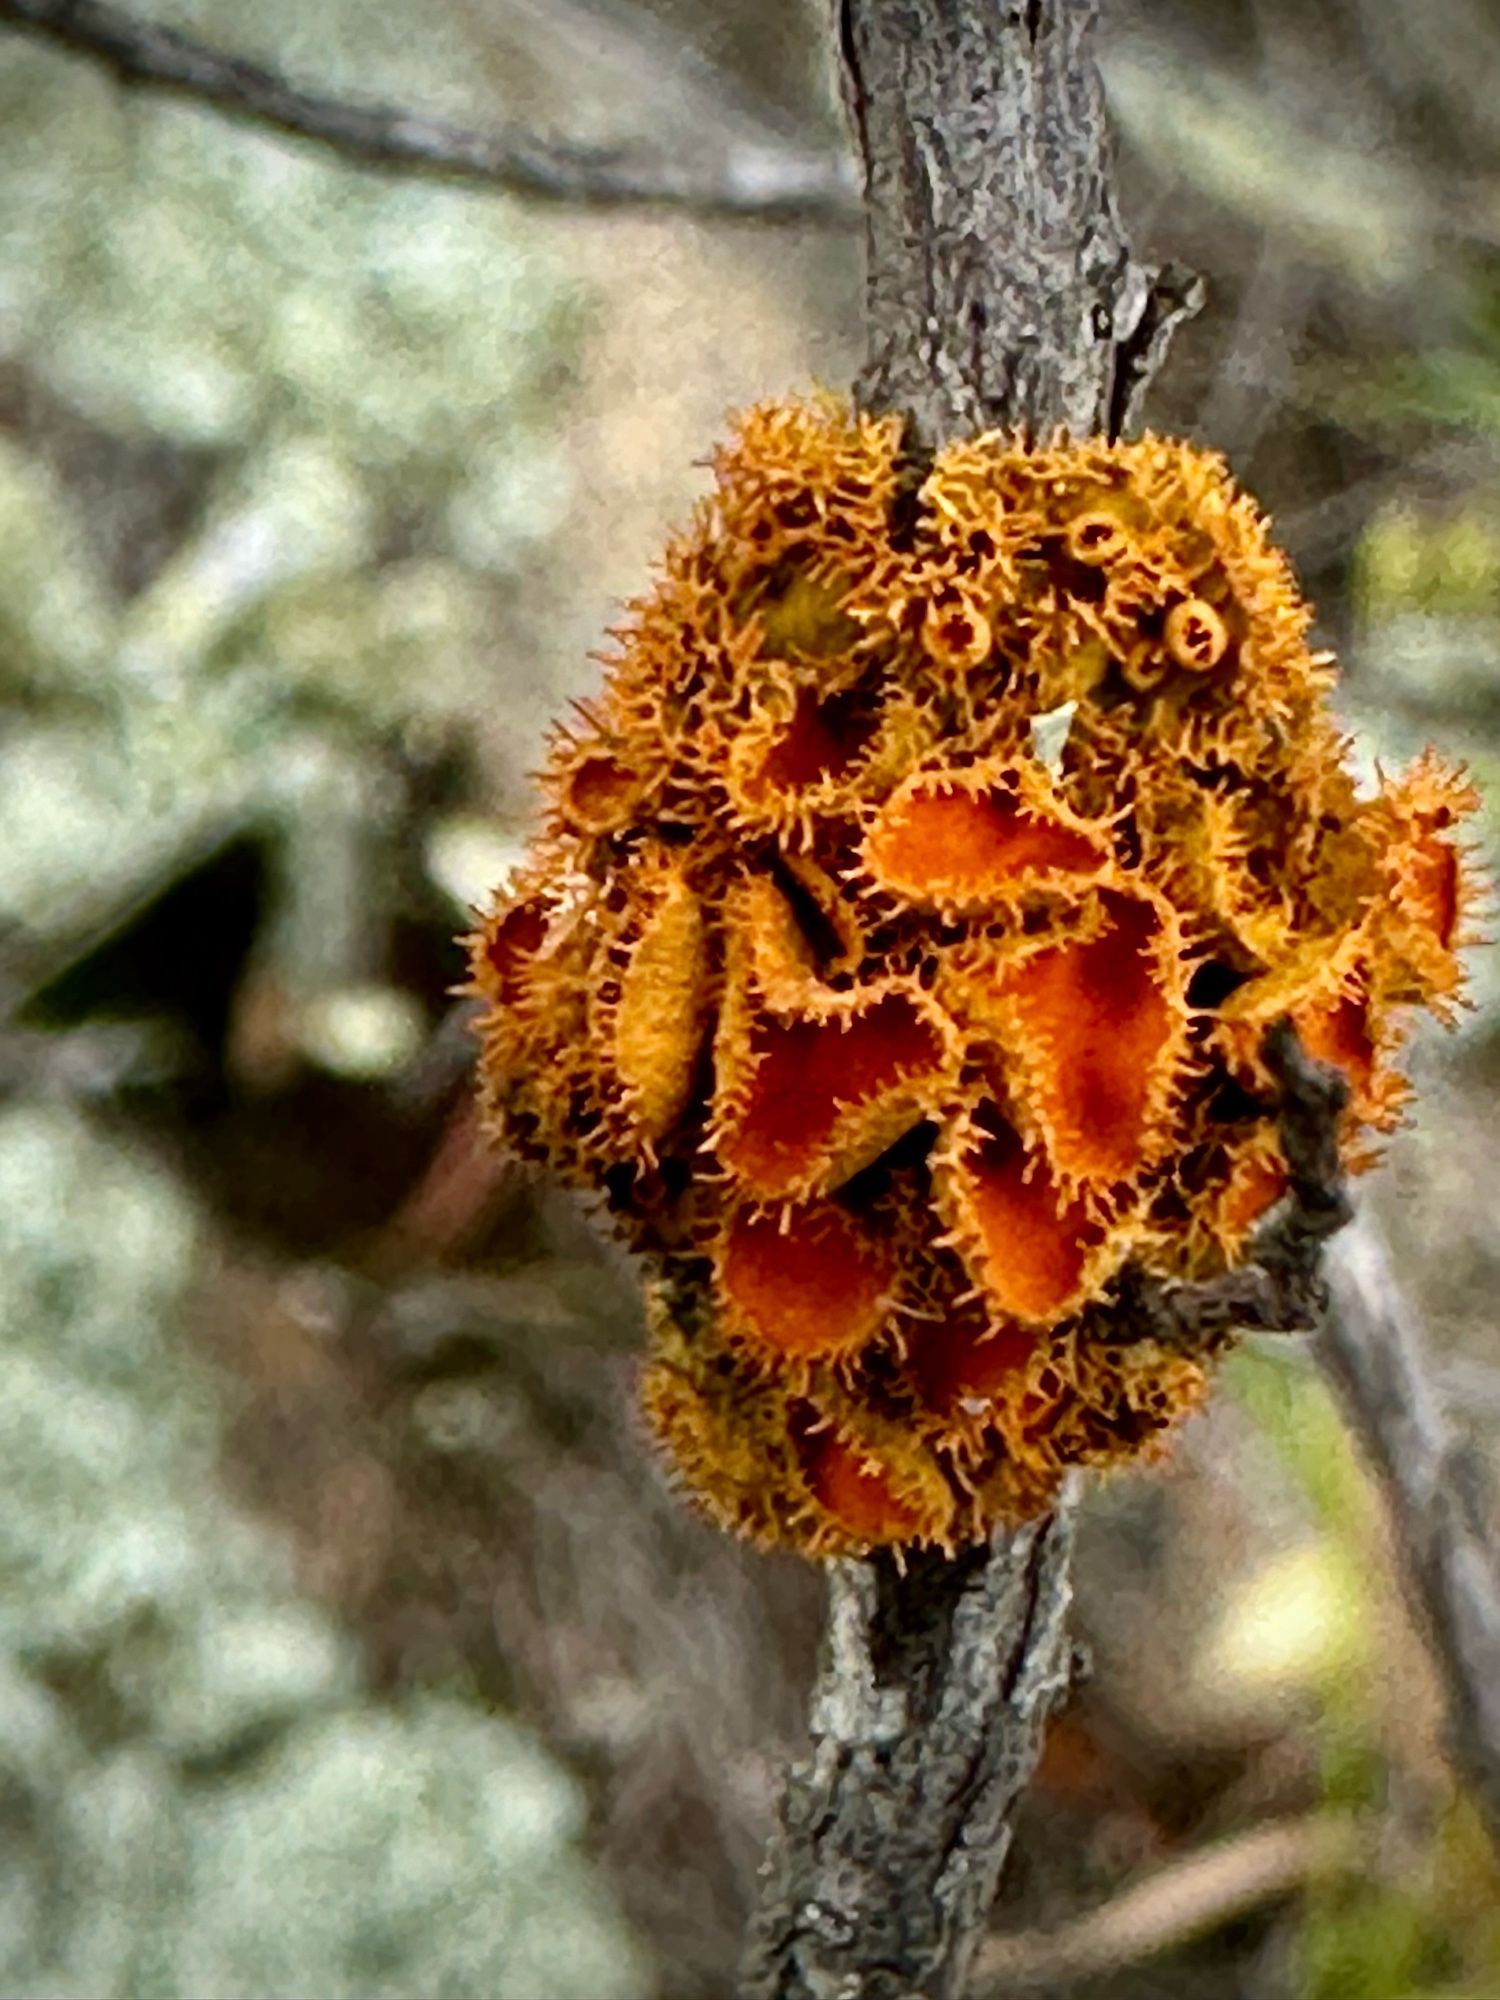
741;1503;1077;2000
838;0;1204;450
740;6;1201;1997
1319;1215;1500;1851
0;0;858;221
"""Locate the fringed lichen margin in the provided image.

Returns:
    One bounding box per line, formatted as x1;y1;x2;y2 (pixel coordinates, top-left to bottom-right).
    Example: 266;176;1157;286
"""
468;397;1478;1556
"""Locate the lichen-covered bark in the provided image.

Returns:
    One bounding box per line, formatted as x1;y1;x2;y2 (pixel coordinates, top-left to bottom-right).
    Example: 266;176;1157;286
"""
739;5;1199;1995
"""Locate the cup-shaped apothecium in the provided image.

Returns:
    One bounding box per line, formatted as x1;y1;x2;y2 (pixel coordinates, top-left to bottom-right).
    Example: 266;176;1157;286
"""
469;399;1478;1556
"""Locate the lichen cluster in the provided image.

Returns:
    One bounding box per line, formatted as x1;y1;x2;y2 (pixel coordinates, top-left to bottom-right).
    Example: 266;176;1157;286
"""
468;398;1478;1557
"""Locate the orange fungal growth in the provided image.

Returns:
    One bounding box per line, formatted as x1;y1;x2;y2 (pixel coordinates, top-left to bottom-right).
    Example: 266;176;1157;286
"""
1294;990;1376;1097
996;892;1187;1186
558;746;647;834
467;397;1481;1557
719;1202;893;1363
908;1312;1043;1416
611;865;710;1142
1164;597;1229;672
939;1117;1106;1326
476;895;551;1008
866;764;1111;913
798;1429;935;1546
714;987;952;1201
1213;1142;1289;1246
923;590;993;671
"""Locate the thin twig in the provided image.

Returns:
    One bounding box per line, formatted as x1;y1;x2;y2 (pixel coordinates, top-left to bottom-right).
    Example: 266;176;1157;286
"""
0;0;858;221
973;1813;1364;1995
1319;1212;1500;1851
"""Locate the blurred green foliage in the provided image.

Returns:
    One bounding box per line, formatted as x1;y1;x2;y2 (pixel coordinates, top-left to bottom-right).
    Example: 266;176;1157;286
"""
1229;1347;1500;1999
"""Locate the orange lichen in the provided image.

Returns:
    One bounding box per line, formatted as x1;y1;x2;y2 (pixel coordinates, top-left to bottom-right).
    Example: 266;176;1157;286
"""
922;590;993;671
477;896;550;1007
719;1202;892;1362
1164;597;1229;671
1295;990;1376;1095
866;764;1110;912
908;1313;1042;1415
1214;1142;1288;1244
799;1431;930;1544
558;746;646;833
939;1118;1106;1325
468;397;1481;1558
996;892;1187;1186
714;987;952;1201
611;866;710;1143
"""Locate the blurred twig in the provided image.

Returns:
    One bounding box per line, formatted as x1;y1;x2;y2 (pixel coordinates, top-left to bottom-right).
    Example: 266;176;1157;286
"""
0;0;858;220
973;1812;1364;1995
1319;1213;1500;1851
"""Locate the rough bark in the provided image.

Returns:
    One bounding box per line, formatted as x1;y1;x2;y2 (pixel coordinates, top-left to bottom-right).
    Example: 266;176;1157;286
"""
739;7;1201;1997
742;1505;1077;2000
838;0;1202;450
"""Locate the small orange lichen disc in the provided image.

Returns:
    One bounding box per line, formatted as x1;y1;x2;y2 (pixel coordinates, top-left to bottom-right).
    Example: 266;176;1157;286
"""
800;1431;927;1546
1164;597;1229;672
909;1313;1043;1414
922;592;992;670
1066;511;1134;566
716;990;951;1200
999;892;1184;1186
719;1202;892;1361
943;1119;1104;1325
558;748;645;832
467;395;1480;1559
760;686;877;793
475;895;550;1006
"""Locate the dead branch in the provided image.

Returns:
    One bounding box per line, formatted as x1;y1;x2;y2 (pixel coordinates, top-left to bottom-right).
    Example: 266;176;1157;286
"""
840;0;1202;451
0;0;857;221
742;1503;1078;2000
972;1812;1364;1994
739;6;1201;1996
1319;1213;1500;1851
